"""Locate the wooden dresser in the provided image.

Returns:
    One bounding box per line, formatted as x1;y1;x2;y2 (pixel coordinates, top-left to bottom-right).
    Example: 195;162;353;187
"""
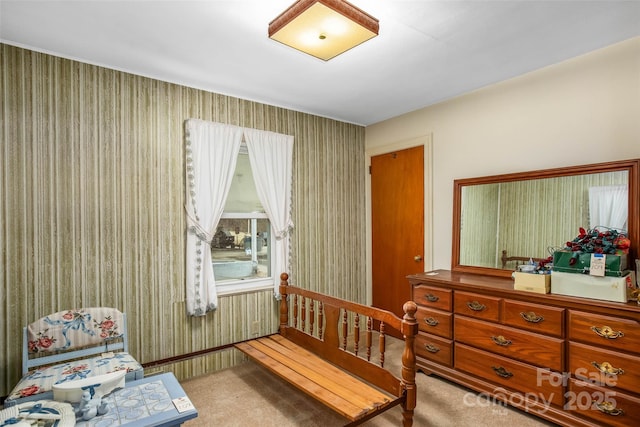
409;269;640;427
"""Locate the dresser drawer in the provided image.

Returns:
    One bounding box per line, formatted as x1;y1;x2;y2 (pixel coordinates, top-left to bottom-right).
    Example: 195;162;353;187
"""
413;285;452;311
416;332;452;367
569;341;640;396
455;343;564;407
455;316;564;371
416;306;452;338
568;310;640;354
567;378;640;427
503;299;564;338
454;291;500;322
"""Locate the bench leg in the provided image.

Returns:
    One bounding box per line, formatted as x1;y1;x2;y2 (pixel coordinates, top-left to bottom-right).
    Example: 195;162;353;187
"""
402;407;414;427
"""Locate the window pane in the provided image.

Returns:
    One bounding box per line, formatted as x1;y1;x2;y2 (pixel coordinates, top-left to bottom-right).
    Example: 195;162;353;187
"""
211;218;270;281
224;151;264;213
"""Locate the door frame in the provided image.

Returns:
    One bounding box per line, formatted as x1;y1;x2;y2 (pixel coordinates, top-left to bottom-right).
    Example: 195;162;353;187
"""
365;134;434;305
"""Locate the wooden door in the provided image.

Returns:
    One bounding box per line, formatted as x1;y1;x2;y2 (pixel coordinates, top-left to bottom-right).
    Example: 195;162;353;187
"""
371;145;424;332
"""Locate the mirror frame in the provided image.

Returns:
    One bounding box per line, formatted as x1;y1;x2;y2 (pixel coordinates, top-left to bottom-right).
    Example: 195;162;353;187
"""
452;158;640;278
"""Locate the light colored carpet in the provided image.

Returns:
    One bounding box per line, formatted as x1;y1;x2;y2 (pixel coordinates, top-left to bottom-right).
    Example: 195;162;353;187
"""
180;338;558;427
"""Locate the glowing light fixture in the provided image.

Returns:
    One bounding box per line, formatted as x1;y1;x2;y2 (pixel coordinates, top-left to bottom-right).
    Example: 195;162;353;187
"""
269;0;379;61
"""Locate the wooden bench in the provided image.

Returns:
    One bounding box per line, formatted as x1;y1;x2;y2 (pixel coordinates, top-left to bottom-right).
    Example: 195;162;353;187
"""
235;273;419;426
501;249;546;269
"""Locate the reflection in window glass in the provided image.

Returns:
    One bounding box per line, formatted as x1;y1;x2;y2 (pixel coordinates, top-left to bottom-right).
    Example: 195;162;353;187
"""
211;217;270;281
224;147;263;213
211;145;271;285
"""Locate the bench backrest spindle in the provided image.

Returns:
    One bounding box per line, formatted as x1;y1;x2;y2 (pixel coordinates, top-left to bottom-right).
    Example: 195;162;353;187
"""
301;297;306;332
354;313;360;356
379;322;386;367
342;310;349;350
310;300;315;336
293;295;298;328
318;301;324;340
366;318;373;361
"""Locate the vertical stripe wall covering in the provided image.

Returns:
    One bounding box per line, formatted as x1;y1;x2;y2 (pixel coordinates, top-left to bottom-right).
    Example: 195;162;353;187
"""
0;44;366;397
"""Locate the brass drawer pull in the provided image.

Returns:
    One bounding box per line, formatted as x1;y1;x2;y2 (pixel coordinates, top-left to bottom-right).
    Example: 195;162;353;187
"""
520;311;544;323
591;325;624;339
425;293;439;302
491;366;513;378
592;361;625;376
594;401;624;416
425;344;440;353
467;301;486;311
491;335;512;347
423;317;439;327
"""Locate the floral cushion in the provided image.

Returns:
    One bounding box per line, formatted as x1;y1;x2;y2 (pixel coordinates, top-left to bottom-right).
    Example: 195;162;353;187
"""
26;307;125;353
5;352;142;403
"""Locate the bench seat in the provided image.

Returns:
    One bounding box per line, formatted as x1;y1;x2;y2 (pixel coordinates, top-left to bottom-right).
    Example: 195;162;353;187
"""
235;334;402;423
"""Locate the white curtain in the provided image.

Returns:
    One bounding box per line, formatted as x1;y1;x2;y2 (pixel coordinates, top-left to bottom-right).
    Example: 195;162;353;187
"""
185;119;243;316
589;185;628;231
244;129;295;298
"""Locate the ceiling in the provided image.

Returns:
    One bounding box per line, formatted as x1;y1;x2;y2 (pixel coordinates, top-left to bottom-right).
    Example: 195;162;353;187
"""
1;1;639;126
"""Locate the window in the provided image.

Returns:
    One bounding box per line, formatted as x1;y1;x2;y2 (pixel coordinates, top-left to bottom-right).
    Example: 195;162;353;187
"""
211;145;273;295
185;119;293;316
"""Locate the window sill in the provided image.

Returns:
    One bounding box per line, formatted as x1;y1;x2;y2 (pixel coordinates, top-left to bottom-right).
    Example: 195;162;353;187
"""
216;278;274;297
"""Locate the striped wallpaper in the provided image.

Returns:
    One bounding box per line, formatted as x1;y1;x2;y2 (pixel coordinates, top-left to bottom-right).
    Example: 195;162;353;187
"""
0;44;366;397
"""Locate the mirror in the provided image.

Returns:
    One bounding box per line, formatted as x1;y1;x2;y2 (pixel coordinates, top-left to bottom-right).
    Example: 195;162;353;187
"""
452;159;639;277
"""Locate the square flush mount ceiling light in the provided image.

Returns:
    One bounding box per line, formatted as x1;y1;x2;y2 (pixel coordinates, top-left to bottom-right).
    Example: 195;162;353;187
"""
268;0;379;61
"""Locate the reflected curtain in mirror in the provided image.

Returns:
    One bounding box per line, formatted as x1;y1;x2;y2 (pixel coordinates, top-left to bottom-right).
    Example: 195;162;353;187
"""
589;185;628;231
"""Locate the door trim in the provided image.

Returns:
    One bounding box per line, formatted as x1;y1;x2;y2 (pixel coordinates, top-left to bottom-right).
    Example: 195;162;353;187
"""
365;134;434;305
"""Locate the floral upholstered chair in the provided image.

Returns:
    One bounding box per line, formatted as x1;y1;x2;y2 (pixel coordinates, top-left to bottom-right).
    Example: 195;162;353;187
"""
4;307;143;407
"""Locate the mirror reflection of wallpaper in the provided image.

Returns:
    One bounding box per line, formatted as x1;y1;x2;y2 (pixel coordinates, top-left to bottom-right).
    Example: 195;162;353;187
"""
460;171;628;269
460;183;499;267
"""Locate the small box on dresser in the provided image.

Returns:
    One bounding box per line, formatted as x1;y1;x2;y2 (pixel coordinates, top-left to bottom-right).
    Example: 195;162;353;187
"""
513;272;550;294
551;271;630;303
553;251;628;277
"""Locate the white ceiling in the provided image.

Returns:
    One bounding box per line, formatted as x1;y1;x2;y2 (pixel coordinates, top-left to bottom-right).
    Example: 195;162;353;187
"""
1;1;639;126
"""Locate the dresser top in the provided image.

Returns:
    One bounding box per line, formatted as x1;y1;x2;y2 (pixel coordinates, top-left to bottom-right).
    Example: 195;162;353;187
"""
408;269;640;317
